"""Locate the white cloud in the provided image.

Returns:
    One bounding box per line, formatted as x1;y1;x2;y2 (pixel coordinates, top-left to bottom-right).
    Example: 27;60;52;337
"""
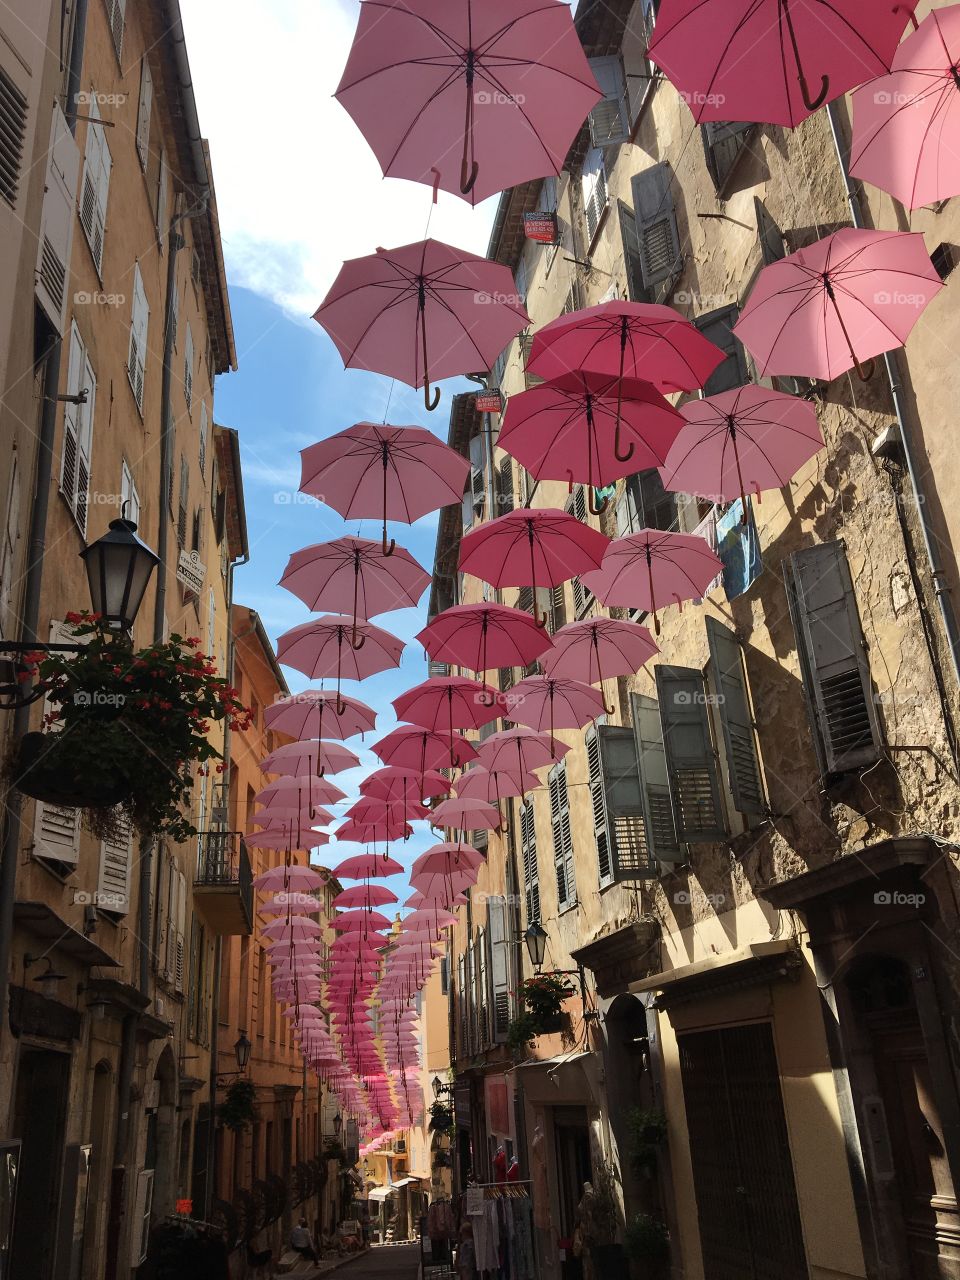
179;0;497;318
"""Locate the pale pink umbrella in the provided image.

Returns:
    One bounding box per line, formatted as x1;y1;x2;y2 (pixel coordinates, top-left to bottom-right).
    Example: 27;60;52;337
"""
583;528;724;634
540;617;659;714
733;228;943;383
411;843;485;876
259;893;322;916
417;603;554;683
262;917;324;940
431;796;502;833
333;910;393;933
300;424;469;556
459;509;609;626
256;777;346;808
359;766;450;803
260;740;360;777
372;725;478;772
245;828;331;851
405;890;469;910
456;765;540;807
313;239;529;411
337;818;413;844
347;798;429;826
506;675;606;743
477;726;571;776
277;616;404;707
393;677;501;764
252;864;326;892
265;689;376;742
335;0;601;204
333;853;404;879
333;885;398;910
279;536;429;646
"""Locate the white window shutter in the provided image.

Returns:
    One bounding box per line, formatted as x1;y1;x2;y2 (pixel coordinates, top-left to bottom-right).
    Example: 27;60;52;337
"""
487;896;510;1043
32;620;85;864
120;461;140;524
136;59;153;168
581;148;607;243
588;55;630;147
130;1169;154;1266
61;324;94;533
98;812;132;914
548;760;575;909
35;106;80;334
128;265;148;413
79;101;111;273
632;162;681;291
108;0;126;61
184;323;194;412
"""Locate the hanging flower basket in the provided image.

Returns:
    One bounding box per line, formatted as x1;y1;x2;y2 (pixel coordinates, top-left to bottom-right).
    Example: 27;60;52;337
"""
518;973;574;1022
11;730;132;809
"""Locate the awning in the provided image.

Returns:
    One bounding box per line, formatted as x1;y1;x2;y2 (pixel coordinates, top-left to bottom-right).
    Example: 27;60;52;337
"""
390;1176;420;1189
515;1050;600;1106
367;1186;394;1201
629;940;802;1010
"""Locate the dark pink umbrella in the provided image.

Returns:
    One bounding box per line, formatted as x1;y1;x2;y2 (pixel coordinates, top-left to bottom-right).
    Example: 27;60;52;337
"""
335;0;601;203
260;740;360;777
313;239;529;411
372;725;478;771
504;675;606;743
337;818;413;844
411;843;485;876
459;508;609;626
299;423;469;556
333;885;398;909
360;766;450;802
256;777;346;807
498;372;682;510
393;676;501;762
333;910;394;933
252;864;326;892
280;537;429;645
347;797;429;825
333;853;405;878
850;5;960;210
277;615;404;710
417;603;553;682
246;828;330;851
733;228;943;382
476;726;570;776
583;529;723;634
264;689;376;742
660;385;824;512
648;0;918;127
430;796;502;833
455;765;540;806
540;617;658;714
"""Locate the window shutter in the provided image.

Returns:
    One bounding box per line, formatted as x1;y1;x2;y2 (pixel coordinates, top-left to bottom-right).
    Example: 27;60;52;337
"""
0;456;20;638
496;457;514;515
475;930;488;1048
631;162;680;291
156;148;168;242
170;271;179;350
696;305;748;396
548;760;575;909
588;55;630;147
599;724;661;880
0;66;27;208
618;201;646;303
61;325;94;534
36;107;80;334
120;461;140;524
519;799;540;923
136;59;153;168
98;811;132;914
487;896;510;1043
702;120;753;191
705;617;765;815
586;728;612;884
785;541;882;776
32;621;85;864
631;692;683;864
107;0;126;60
457;954;467;1055
654;665;727;841
175;869;186;991
184;323;194;412
199;401;209;475
581;148;607;242
79;102;111;273
128;265;148;413
178;456;189;547
130;1168;154;1267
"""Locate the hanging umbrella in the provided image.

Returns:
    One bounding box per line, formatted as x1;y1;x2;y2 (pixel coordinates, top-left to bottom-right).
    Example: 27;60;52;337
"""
647;0;919;127
277;615;404;710
455;765;541;808
260;740;360;777
256;778;347;808
505;675;606;743
347;797;429;826
526;300;724;394
300;424;470;557
411;843;485;876
430;796;502;833
405;890;469;910
393;676;501;762
659;385;825;513
498;372;682;511
333;885;399;909
733;227;943;382
245;828;330;851
336;0;601;203
333;909;394;933
262;917;324;940
850;4;960;209
459;508;609;626
583;529;724;634
372;725;478;771
279;537;429;644
252;865;326;892
264;689;376;742
259;893;323;916
313;239;529;411
333;853;405;878
417;603;554;682
540;618;658;713
337;818;413;844
360;766;450;802
476;726;570;778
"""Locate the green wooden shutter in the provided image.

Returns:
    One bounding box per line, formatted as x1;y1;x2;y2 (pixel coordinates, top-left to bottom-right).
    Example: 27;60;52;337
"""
588;55;630;147
548;760;576;908
696;306;748;396
631;693;683;865
631;162;681;290
701;121;753;190
618;200;647;303
519;800;540;923
586;728;612;884
705;617;766;816
487;896;510;1043
598;724;660;880
785;541;882;776
654;666;727;841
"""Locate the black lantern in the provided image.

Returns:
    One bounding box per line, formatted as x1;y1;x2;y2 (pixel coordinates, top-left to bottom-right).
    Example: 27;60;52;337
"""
524;922;548;971
80;516;160;632
431;1075;442;1100
234;1030;252;1072
333;1112;343;1138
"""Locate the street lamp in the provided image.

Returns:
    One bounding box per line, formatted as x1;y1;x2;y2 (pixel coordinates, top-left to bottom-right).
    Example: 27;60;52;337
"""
523;921;548;971
25;954;66;999
234;1030;252;1072
432;1075;454;1100
333;1112;343;1138
80;515;160;632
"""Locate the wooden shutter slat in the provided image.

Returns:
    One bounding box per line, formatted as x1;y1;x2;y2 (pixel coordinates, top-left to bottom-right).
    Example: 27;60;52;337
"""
599;723;660;880
632;162;680;290
706;617;765;815
549;760;575;908
631;692;683;864
655;665;727;841
520;799;540;923
586;729;612;883
487;897;510;1043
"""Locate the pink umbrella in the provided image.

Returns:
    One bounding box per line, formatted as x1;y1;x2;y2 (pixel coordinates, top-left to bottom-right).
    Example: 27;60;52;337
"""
526;301;724;394
333;853;405;878
337;818;413;844
660;385;825;512
260;740;360;777
333;885;398;909
431;796;502;833
277;615;404;708
259;893;323;916
372;725;478;771
246;828;330;851
360;767;450;802
347;798;429;826
300;424;469;557
256;777;346;807
252;864;325;892
405;890;469;910
417;603;553;681
393;677;501;762
333;909;393;933
583;529;723;634
262;917;324;940
313;239;529;411
498;372;682;508
506;675;606;742
336;0;601;203
733;228;943;383
850;5;960;209
455;766;540;806
648;0;918;127
459;508;609;626
280;537;429;644
477;726;570;776
264;689;376;742
540;617;658;714
411;843;485;876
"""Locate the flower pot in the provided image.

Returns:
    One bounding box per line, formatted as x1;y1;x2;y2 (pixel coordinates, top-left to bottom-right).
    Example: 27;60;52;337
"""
535;1011;566;1034
11;732;131;808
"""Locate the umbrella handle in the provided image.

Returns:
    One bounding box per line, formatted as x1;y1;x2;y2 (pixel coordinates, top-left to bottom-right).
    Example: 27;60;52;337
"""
894;4;919;30
588;488;607;517
799;71;829;112
335;694;347;716
460;158;479;195
613;420;635;465
419;301;441;411
532;596;549;629
424;380;441;412
381;528;396;557
854;357;876;382
351;622;367;652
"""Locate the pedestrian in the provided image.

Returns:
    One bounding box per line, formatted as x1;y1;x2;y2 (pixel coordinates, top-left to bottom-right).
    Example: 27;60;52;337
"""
290;1217;319;1264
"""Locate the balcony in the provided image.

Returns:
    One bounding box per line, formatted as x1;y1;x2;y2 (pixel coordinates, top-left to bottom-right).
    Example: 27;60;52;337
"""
194;832;253;935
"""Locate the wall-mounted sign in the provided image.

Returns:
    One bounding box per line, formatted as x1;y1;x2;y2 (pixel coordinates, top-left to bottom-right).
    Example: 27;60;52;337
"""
176;549;205;594
475;390;503;414
523;211;559;244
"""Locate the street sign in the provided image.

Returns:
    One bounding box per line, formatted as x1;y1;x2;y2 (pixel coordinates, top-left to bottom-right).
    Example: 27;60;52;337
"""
475;390;502;414
524;211;559;244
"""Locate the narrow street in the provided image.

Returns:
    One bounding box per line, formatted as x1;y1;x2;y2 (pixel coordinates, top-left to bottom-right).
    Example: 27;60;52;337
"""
337;1244;421;1279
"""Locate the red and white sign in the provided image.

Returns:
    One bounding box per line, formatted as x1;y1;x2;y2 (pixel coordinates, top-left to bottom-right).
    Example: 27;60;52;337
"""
524;211;559;244
475;390;503;414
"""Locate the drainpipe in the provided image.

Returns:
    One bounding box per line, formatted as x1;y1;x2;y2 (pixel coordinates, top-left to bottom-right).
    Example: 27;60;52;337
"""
827;103;960;689
64;0;89;135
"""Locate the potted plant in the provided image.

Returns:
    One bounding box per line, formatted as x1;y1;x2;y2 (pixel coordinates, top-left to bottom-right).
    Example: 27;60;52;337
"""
518;973;574;1032
217;1080;258;1133
428;1101;453;1134
585;1159;626;1271
506;1009;540;1055
9;614;251;841
624;1213;670;1279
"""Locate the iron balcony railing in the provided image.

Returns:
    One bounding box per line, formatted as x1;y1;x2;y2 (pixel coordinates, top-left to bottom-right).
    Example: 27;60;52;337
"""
195;830;253;927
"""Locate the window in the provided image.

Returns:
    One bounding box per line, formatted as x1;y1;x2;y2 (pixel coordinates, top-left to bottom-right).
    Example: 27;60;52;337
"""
128;264;149;413
695;305;748;396
593;722;666;880
496;457;514;515
462;432;485;531
131;1169;154;1267
0;457;20;638
630;162;681;297
519;799;539;923
705;618;766;816
588;55;630;147
178;455;189;548
136;59;153;169
79;101;111;273
120;460;141;524
184;322;194;412
105;0;126;60
487;896;511;1043
0;67;27;208
61;323;95;535
619;200;646;302
199;401;209;475
548;759;576;909
654;665;727;841
617;470;677;534
474;929;488;1047
784;541;882;777
586;727;613;885
581;147;607;243
702;121;754;192
630;692;684;867
98;811;132;915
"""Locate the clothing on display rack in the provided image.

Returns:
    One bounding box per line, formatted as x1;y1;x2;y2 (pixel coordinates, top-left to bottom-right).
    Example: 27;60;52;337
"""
459;1181;536;1280
427;1197;457;1241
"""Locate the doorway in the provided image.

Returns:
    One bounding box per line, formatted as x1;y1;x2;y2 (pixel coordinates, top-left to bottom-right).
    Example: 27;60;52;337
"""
9;1047;71;1280
553;1107;591;1242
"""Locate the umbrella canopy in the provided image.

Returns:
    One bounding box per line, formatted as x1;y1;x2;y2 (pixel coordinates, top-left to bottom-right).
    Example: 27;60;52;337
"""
583;529;724;633
313;239;529;410
347;797;429;825
430;796;502;833
372;725;478;771
360;766;450;803
477;726;570;776
539;616;656;714
277;615;404;704
417;603;554;677
526;301;724;393
335;0;601;204
256;777;346;808
262;918;324;940
455;766;541;804
252;865;326;892
411;843;485;876
259;893;323;916
459;509;609;625
264;689;376;741
337;818;413;844
333;909;394;932
333;853;405;879
333;885;399;909
499;675;606;742
260;740;360;777
300;424;469;556
850;4;960;209
648;0;918;127
733;228;943;382
498;371;682;504
393;677;501;756
245;828;330;851
660;386;825;510
280;537;429;639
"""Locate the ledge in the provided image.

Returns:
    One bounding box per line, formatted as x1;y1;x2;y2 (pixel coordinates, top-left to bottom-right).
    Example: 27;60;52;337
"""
14;901;120;968
571;919;660;999
630;940;803;1010
758;837;935;910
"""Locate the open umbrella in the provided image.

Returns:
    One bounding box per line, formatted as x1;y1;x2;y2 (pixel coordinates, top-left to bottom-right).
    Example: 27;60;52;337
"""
455;765;541;808
659;385;825;513
850;4;960;209
280;537;429;645
504;675;606;744
333;885;399;910
336;0;601;203
477;726;570;776
430;796;502;833
246;828;330;851
648;0;919;126
583;529;723;634
372;725;478;771
260;740;361;778
417;603;554;683
277;615;404;710
733;228;943;382
299;424;469;556
252;864;326;892
360;766;450;802
337;818;413;844
333;853;405;879
313;239;529;410
393;676;501;762
497;372;682;511
256;777;347;808
264;689;376;742
411;843;485;876
540;617;658;714
459;509;609;626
